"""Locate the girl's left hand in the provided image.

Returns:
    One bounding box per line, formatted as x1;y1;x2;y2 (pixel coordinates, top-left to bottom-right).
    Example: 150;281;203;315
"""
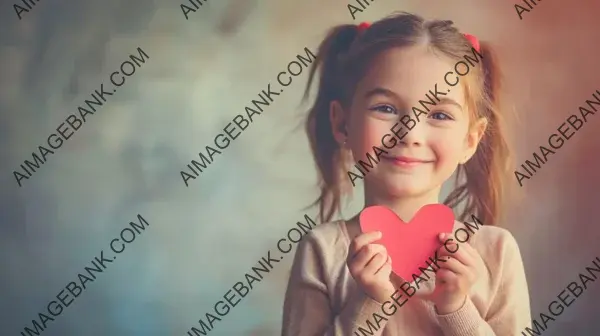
421;233;481;315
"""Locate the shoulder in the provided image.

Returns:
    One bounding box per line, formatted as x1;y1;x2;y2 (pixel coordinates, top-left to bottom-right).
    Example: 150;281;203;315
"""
300;220;349;248
454;217;524;270
295;220;351;263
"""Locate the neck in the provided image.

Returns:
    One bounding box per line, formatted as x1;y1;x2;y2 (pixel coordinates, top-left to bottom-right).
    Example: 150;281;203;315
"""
363;183;441;222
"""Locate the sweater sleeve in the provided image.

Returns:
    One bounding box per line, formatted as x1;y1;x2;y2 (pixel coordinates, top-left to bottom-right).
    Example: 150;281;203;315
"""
281;231;389;336
436;230;531;336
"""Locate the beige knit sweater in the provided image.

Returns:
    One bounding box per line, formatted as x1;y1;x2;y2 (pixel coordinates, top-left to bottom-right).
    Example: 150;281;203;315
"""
281;219;531;336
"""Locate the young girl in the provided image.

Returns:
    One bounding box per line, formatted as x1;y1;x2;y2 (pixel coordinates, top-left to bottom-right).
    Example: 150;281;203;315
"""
282;12;531;336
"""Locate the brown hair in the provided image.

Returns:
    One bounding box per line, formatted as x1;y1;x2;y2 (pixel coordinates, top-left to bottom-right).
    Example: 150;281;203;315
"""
302;12;512;225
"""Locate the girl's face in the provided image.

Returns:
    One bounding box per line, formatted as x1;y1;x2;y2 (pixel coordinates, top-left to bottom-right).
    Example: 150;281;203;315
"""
331;45;486;198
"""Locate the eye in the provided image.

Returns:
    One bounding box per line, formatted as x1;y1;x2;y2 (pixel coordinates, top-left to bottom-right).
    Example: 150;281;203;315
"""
370;104;397;114
429;111;453;121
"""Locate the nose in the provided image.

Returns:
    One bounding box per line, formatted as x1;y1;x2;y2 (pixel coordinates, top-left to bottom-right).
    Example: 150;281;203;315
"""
398;113;426;147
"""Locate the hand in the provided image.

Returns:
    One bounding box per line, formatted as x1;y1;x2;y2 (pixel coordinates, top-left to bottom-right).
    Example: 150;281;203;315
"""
421;233;480;314
347;231;396;303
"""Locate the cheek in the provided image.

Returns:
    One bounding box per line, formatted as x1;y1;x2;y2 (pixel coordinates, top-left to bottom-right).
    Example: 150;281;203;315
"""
358;120;391;152
431;131;468;164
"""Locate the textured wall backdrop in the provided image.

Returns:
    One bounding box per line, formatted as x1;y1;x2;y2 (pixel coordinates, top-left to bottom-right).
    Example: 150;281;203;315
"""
1;0;599;335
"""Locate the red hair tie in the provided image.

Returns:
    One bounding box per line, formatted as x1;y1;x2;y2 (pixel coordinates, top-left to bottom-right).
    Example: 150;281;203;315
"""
357;22;371;33
463;33;480;53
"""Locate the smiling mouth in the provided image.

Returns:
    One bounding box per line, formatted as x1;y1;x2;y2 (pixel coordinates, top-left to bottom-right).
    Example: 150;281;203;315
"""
382;156;433;167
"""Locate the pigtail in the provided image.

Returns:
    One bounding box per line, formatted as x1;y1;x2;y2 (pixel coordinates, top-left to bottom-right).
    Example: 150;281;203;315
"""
302;25;360;224
446;41;512;225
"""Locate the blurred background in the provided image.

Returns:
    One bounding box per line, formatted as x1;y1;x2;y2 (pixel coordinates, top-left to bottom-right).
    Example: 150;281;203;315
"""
1;0;599;335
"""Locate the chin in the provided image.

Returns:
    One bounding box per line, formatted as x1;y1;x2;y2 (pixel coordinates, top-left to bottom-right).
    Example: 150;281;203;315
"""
370;174;433;198
385;185;431;198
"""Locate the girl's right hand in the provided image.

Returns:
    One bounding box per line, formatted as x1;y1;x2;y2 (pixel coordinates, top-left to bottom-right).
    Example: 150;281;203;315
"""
347;231;397;303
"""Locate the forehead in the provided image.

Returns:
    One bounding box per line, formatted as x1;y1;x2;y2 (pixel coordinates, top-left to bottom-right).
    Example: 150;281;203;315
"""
358;46;466;106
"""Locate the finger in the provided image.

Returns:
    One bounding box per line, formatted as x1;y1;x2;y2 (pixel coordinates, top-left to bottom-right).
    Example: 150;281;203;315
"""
390;272;407;288
460;242;479;260
439;239;460;258
439;234;459;251
436;268;459;283
348;231;382;260
437;256;470;276
451;247;476;267
437;244;458;262
438;232;454;243
363;252;388;275
375;255;392;275
353;244;388;270
438;242;474;268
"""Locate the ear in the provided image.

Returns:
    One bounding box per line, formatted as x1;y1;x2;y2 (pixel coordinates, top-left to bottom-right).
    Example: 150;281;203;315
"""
461;117;487;164
330;100;348;145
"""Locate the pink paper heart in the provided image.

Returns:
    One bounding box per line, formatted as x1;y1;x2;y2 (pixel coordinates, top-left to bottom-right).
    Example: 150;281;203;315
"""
359;204;455;280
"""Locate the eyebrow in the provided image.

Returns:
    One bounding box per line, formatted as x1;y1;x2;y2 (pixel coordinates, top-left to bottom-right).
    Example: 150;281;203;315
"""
364;87;463;110
364;87;401;100
436;97;463;110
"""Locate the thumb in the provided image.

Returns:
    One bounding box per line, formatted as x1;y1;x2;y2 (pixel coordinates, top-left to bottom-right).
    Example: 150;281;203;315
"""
390;273;407;288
